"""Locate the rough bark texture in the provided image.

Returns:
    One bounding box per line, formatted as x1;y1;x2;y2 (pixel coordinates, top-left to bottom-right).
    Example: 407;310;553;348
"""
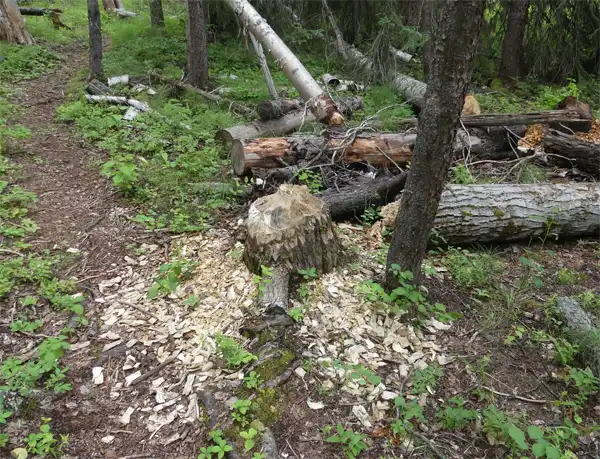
321;172;409;220
462;109;591;131
232;133;416;175
85;79;111;95
0;0;32;44
498;0;530;80
386;0;484;288
150;0;164;27
542;129;600;176
216;96;363;142
87;0;103;78
555;297;600;377
257;98;302;121
185;0;208;89
244;185;340;310
102;0;116;11
381;184;600;244
223;0;344;125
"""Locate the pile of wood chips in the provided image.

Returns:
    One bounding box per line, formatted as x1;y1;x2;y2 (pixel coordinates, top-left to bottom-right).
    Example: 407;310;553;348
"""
576;119;600;144
519;119;600;150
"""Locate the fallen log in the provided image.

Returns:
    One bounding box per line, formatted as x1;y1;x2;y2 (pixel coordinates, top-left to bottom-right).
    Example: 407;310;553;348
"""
381;183;600;244
216;96;363;142
223;0;344;125
232;129;520;175
461;109;591;131
85;94;150;112
321;172;408;220
18;7;59;15
542;128;600;176
257;98;302;121
245;184;340;312
85;79;111;96
148;72;253;116
232;133;416;175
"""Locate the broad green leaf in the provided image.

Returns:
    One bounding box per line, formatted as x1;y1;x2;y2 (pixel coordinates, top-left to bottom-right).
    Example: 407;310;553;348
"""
508;425;528;450
527;425;544;440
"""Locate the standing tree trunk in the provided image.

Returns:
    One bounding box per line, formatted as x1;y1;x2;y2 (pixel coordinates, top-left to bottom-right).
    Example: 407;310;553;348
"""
498;0;531;80
150;0;164;28
421;0;433;78
385;0;484;288
87;0;103;78
185;0;208;89
0;0;33;44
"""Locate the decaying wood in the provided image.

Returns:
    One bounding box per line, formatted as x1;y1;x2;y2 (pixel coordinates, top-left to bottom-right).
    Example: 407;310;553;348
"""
381;183;600;244
461;109;592;131
321;172;408;220
232;128;522;175
257;98;302;121
244;185;340;310
149;72;252;116
542;128;600;176
223;0;344;125
556;96;593;132
232;133;415;175
85;79;111;96
555;297;600;377
0;0;33;44
216;96;363;142
85;94;150;112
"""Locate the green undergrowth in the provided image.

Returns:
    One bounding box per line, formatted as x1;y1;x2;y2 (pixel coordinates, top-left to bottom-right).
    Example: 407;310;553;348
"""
0;43;58;82
0;99;81;455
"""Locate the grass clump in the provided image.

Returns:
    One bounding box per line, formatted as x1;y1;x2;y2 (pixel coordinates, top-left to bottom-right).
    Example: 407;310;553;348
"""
443;247;503;289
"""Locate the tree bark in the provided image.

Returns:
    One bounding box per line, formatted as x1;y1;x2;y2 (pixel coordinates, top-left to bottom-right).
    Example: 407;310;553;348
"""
216;96;363;142
223;0;344;125
0;0;33;44
244;185;341;311
102;0;116;12
542;129;600;176
249;33;278;99
87;0;103;78
461;109;591;130
385;0;484;288
498;0;531;81
232;134;417;176
150;0;164;28
321;172;409;221
434;184;600;244
257;99;302;121
185;0;208;89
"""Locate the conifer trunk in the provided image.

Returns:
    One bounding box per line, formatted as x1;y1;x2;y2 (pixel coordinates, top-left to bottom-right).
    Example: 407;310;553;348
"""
498;0;531;80
0;0;33;44
150;0;164;28
385;0;485;288
185;0;208;88
87;0;103;78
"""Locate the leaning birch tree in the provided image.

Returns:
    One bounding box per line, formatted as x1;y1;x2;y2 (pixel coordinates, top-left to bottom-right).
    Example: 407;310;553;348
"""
385;0;485;288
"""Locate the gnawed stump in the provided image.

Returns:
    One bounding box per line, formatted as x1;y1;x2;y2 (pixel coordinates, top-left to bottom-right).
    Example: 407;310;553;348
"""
244;184;341;311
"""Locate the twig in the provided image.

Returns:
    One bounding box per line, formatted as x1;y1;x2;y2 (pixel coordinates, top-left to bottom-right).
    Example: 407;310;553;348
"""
479;385;550;404
0;248;25;257
117;300;161;321
410;430;447;459
376;146;404;172
130;352;180;387
117;454;153;459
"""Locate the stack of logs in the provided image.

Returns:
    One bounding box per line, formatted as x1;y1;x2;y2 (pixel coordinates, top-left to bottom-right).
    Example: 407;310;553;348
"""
226;95;599;222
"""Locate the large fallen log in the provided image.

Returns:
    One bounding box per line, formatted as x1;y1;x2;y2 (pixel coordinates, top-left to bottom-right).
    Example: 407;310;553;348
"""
321;172;408;220
380;183;600;244
232;133;416;175
461;109;591;131
542;128;600;176
216;96;363;142
257;98;302;121
232;129;520;175
223;0;344;125
245;184;340;312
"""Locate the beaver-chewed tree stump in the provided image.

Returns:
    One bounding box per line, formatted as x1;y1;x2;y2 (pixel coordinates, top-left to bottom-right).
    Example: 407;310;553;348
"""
244;184;341;312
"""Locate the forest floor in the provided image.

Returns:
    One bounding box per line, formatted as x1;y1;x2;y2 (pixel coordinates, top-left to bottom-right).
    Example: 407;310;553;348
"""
2;4;600;459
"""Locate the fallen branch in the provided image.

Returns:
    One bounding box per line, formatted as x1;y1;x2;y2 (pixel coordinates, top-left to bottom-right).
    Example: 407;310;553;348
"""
542;128;600;176
85;94;150;112
149;72;252;116
479;385;550;404
129;353;179;387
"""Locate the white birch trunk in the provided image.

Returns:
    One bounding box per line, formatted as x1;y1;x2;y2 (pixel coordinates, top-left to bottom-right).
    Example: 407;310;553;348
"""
249;33;278;99
222;0;344;125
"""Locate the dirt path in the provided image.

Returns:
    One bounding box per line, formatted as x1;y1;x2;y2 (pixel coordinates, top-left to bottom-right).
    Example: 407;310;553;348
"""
6;45;187;458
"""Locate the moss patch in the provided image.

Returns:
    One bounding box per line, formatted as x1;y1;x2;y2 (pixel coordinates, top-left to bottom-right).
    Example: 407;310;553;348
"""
251;388;286;426
253;348;296;383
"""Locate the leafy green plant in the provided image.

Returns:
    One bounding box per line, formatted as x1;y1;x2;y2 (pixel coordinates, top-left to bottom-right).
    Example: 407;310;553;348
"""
409;364;444;395
298;170;322;193
101;159;139;195
232;399;252;426
252;453;267;459
437;397;478;429
0;44;58;82
215;334;257;368
24;417;68;458
287;307;304;322
326;424;368;459
198;430;233;459
244;371;263;389
452;164;475;184
10;318;43;333
527;425;561;459
240;427;259;451
362;205;381;226
332;361;381;386
183;294;200;308
482;406;526;452
297;267;318;280
147;259;197;299
443;247;502;289
252;265;273;297
358;267;460;323
391;396;426;437
556;268;583;285
519;255;545;288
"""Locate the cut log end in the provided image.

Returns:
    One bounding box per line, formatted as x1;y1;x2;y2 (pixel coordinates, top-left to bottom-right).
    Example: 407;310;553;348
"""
232;139;246;175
